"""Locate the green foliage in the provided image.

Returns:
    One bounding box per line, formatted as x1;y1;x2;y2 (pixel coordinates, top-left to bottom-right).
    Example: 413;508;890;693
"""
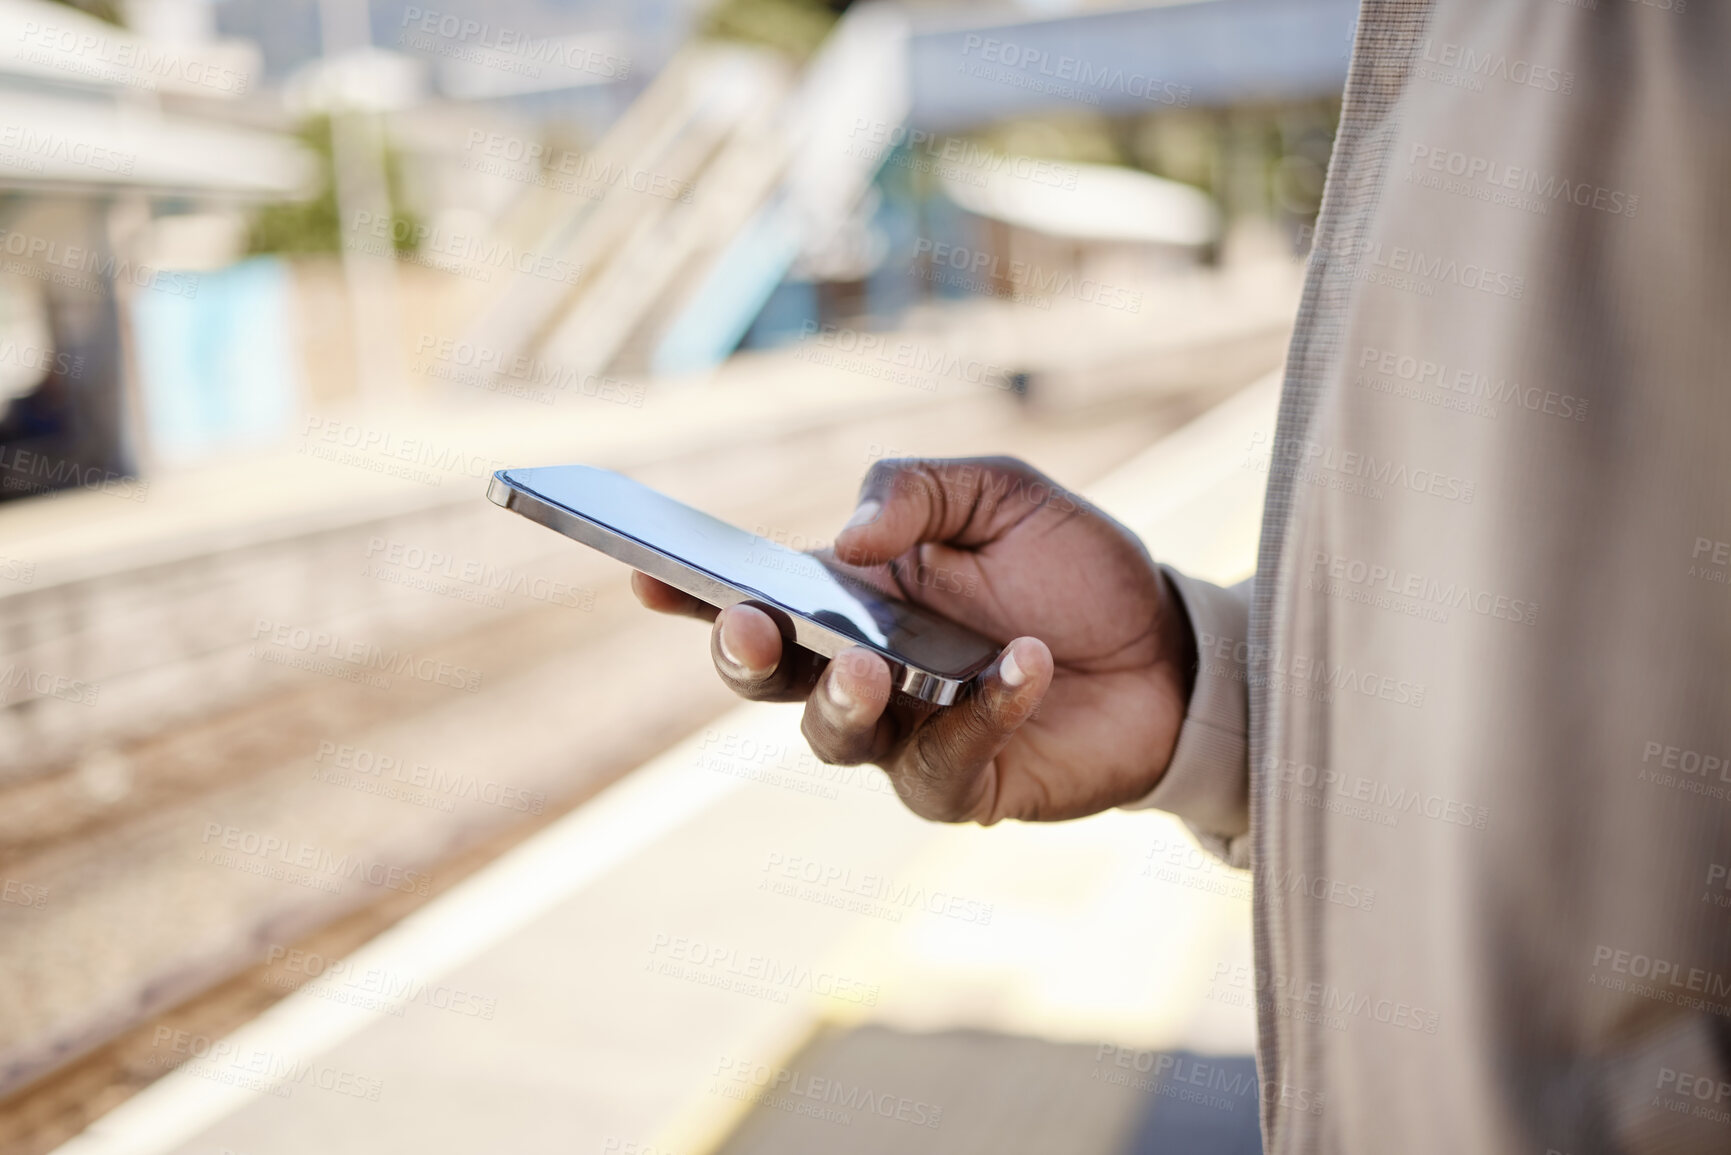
246;116;421;257
44;0;124;25
698;0;839;60
968;114;1128;170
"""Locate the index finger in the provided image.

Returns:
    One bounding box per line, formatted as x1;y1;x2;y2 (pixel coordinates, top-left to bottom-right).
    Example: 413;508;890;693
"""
630;571;718;622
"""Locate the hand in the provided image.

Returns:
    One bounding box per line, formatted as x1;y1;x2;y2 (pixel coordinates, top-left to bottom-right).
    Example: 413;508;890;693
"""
631;457;1197;824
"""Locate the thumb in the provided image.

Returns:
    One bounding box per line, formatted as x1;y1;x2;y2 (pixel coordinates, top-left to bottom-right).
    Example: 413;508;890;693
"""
886;635;1053;824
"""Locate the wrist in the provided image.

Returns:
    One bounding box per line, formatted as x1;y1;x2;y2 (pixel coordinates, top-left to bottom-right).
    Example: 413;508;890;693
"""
1156;567;1199;710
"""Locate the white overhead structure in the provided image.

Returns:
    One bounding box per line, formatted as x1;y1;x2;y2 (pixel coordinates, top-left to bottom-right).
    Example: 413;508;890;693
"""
940;156;1220;248
0;0;313;199
649;2;911;374
0;0;259;100
438;0;1356;380
0;90;315;198
281;46;429;116
431;29;634;100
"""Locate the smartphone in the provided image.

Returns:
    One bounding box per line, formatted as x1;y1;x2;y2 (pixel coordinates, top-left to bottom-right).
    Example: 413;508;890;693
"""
486;465;1000;705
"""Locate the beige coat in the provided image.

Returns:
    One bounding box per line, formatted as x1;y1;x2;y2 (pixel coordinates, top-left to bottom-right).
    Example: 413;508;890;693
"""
1133;2;1731;1150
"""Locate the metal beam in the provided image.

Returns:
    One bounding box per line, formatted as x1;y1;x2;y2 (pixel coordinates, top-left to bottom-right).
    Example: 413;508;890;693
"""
907;0;1359;130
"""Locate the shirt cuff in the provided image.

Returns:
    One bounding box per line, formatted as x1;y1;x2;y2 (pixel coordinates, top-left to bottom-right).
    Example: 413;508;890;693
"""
1121;566;1252;854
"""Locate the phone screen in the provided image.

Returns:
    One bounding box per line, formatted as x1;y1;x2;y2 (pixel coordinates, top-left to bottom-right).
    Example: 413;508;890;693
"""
501;466;1001;680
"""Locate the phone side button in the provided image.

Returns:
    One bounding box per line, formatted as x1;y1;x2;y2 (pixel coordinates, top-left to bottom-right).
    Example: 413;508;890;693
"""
899;668;961;707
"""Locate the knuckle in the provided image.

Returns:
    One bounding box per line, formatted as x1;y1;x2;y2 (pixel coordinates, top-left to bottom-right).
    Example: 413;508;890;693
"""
709;646;777;700
718;667;772;701
863;458;930;505
800;706;865;765
892;705;1003;823
948;699;1002;750
859;459;903;497
803;696;872;768
924;795;971;823
865;456;925;482
972;454;1032;481
901;739;968;820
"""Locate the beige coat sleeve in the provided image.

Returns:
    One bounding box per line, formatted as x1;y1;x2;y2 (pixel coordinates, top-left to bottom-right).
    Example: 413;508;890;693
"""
1119;566;1252;868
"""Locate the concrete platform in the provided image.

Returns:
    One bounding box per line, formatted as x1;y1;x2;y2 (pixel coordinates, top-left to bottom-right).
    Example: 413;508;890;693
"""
44;371;1282;1155
0;256;1299;1129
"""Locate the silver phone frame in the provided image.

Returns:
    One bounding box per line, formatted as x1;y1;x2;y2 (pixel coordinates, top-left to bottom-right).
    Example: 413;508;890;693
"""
487;470;988;706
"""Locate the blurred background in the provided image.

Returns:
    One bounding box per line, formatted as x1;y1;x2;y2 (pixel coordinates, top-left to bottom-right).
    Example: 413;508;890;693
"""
0;0;1353;1151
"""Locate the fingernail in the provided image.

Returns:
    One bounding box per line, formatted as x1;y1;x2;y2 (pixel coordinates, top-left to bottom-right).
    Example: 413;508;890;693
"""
717;626;744;669
843;499;882;531
717;614;764;675
1000;644;1028;687
826;673;856;712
